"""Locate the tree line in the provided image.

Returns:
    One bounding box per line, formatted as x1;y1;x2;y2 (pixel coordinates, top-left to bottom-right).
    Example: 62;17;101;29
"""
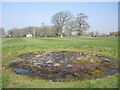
0;10;118;38
1;11;91;37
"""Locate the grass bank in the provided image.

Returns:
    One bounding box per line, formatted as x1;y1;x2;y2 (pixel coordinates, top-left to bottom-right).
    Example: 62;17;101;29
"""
2;37;118;88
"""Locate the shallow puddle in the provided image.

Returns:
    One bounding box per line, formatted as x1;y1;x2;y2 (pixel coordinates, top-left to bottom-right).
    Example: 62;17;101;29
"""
14;68;31;74
9;51;118;82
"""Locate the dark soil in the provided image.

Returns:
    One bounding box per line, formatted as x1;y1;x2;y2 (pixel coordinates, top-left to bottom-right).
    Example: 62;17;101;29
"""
9;51;118;82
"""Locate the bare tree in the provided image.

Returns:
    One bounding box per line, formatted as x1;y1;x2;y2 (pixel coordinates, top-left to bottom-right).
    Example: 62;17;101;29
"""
75;13;90;36
0;28;6;37
64;21;76;36
8;28;18;37
51;11;73;36
88;31;94;37
40;23;48;37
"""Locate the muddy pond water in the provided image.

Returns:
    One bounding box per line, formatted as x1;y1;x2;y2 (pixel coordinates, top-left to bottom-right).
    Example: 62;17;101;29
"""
9;51;118;82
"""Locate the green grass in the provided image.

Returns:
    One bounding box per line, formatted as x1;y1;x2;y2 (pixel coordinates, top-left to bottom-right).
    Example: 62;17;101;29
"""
2;37;118;88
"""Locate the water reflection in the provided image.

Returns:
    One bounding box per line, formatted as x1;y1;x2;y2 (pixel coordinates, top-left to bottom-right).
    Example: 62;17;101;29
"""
14;68;31;74
9;51;118;82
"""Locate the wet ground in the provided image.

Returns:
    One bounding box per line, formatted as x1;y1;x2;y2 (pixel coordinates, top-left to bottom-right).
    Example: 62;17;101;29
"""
9;51;118;82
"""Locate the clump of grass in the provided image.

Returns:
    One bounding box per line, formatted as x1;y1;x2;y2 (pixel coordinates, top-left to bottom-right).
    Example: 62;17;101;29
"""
72;56;101;64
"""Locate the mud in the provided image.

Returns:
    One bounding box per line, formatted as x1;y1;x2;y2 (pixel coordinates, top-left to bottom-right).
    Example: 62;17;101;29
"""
9;51;118;82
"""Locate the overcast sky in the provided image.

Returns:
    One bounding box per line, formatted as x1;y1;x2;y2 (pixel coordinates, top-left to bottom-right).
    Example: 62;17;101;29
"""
1;2;118;34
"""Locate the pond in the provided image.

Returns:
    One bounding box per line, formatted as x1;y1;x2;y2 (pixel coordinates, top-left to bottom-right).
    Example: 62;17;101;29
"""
9;51;118;82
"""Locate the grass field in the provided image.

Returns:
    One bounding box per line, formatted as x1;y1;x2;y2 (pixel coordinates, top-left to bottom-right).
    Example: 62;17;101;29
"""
2;37;118;88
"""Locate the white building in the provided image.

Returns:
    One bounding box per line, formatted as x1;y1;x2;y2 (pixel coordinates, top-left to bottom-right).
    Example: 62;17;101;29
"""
26;33;33;38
